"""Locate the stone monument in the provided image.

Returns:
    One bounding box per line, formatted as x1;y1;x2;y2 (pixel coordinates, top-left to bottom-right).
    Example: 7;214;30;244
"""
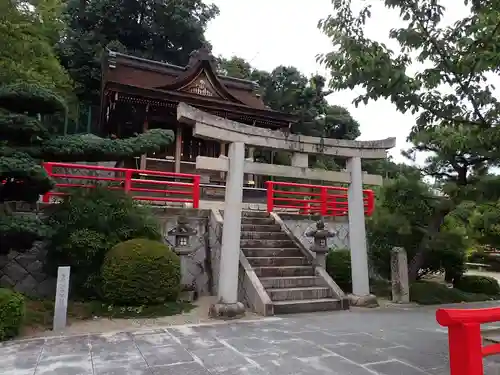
391;247;410;303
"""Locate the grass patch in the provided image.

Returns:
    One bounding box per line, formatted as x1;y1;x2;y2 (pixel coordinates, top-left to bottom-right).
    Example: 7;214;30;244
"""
24;299;195;331
410;281;499;305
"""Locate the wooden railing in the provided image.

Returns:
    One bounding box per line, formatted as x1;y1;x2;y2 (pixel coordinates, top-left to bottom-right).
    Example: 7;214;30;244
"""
265;181;375;216
42;162;200;208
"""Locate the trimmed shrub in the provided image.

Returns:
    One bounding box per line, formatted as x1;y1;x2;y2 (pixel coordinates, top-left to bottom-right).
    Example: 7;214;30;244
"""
45;187;162;298
410;281;494;305
101;239;181;305
454;275;500;296
0;289;25;341
326;248;352;292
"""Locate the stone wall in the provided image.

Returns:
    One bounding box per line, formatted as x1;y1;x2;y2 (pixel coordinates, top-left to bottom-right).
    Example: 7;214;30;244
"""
279;214;350;250
154;208;212;297
0;207;215;299
0;241;56;298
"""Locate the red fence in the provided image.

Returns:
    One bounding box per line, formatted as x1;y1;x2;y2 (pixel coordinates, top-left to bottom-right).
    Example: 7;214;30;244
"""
265;181;375;216
42;162;200;208
436;307;500;375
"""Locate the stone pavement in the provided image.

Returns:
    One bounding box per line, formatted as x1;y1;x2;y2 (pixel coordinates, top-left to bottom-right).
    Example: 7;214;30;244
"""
3;302;500;375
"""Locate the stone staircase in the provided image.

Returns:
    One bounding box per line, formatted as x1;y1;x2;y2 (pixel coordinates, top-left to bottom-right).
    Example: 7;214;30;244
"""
240;211;345;314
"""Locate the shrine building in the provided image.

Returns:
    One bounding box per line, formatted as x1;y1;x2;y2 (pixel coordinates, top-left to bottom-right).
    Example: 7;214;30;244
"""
99;47;298;189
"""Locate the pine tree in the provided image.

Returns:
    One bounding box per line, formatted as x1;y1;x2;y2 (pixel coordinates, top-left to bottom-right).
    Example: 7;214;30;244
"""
0;82;173;254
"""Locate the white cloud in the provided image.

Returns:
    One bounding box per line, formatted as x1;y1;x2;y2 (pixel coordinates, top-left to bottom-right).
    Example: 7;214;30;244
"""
204;0;470;165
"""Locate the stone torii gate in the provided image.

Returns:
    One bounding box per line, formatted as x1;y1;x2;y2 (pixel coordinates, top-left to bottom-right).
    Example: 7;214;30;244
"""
177;103;396;317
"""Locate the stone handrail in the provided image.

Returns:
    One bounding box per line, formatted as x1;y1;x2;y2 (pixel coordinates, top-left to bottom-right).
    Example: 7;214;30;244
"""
270;212;349;309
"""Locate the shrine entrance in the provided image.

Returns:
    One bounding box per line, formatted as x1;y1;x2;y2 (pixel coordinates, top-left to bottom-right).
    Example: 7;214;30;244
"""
177;103;396;317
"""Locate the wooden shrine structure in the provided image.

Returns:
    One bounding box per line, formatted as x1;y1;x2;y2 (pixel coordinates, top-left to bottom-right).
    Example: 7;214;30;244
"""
99;47;297;187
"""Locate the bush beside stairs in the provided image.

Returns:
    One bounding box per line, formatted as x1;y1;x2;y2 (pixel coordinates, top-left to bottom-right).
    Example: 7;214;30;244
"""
239;211;345;314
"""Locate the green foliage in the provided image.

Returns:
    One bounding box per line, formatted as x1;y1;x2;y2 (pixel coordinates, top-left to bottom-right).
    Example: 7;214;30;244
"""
101;239;181;305
468;201;500;249
217;58;361;142
325;249;352;292
0;79;172;256
410;281;495;305
0;214;49;253
0;1;73;97
0;82;67;115
0;288;25;341
454;275;500;296
37;129;174;162
45;188;162;298
319;0;500;277
367;176;468;281
58;0;219;102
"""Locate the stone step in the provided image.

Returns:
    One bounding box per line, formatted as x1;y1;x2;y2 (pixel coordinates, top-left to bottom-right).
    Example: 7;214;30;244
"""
253;266;315;277
241;211;269;218
260;276;324;289
240;217;275;225
242;248;303;258
273;298;343;314
267;287;332;301
241;224;282;232
240;231;289;240
240;239;296;248
247;257;310;267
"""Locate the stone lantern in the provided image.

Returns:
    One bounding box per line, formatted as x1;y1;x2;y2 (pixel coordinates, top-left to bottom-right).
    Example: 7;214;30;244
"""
305;218;335;268
167;216;197;256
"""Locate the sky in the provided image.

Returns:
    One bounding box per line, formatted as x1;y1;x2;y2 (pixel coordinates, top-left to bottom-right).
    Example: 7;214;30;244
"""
204;0;470;165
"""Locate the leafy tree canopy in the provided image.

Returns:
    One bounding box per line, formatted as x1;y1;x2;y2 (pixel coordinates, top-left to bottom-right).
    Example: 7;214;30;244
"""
58;0;219;103
0;82;173;254
319;0;500;278
218;56;361;141
0;0;73;97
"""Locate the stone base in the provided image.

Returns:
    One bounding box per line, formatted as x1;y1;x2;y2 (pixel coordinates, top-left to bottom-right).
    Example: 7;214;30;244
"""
348;293;379;308
209;301;246;320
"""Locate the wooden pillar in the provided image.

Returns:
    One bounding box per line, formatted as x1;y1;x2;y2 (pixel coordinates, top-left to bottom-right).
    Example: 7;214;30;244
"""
219;142;226;180
140;115;148;170
175;124;182;173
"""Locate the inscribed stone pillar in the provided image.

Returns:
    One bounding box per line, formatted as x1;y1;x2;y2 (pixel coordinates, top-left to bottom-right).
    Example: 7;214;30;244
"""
210;142;246;319
175;124;182;173
347;156;370;297
391;247;410;303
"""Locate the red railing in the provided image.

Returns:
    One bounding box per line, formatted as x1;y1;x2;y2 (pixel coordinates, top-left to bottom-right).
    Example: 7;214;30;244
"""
42;162;200;208
436;307;500;375
265;181;375;216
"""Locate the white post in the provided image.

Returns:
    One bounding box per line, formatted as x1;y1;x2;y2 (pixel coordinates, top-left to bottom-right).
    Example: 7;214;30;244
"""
347;156;370;296
210;142;246;318
53;266;71;331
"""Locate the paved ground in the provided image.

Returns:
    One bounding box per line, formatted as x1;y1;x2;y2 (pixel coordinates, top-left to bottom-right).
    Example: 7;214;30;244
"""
4;302;500;375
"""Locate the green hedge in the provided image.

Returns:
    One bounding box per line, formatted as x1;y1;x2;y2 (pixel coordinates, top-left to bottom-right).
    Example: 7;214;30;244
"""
0;289;25;341
325;249;352;292
410;281;495;305
101;239;181;305
45;187;162;298
454;275;500;296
